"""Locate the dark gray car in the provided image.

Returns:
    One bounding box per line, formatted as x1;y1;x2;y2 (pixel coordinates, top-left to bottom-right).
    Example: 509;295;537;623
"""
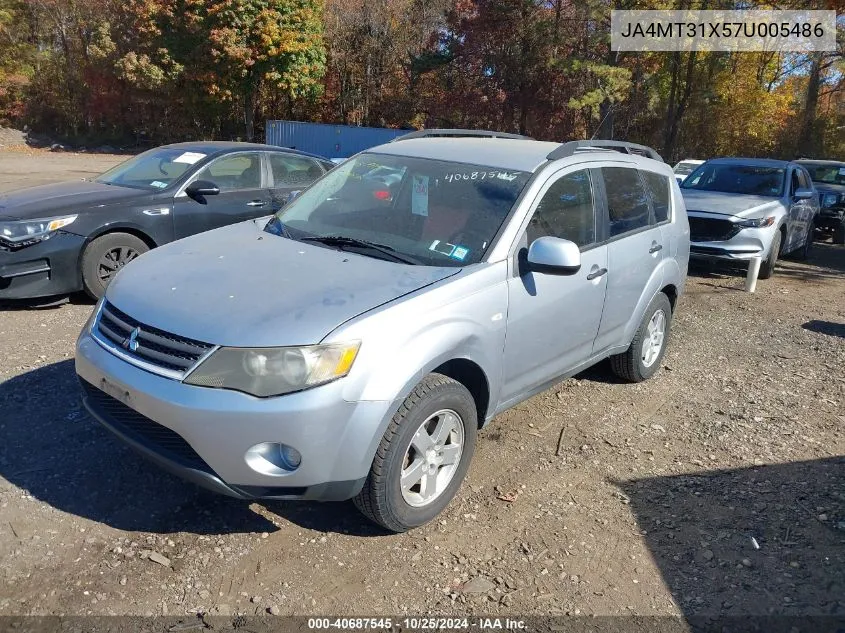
796;159;845;244
0;142;334;302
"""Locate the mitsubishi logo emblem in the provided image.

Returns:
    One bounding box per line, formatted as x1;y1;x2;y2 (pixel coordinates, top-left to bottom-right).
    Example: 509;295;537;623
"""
123;327;141;352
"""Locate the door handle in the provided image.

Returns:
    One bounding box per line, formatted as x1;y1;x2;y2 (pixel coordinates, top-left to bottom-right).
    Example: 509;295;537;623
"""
649;243;663;253
586;267;607;280
246;200;267;207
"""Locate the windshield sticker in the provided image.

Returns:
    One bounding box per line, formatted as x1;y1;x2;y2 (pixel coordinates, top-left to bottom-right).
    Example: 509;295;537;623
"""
444;171;519;183
839;168;845;176
149;180;167;188
172;151;206;165
429;240;457;257
451;246;469;261
412;175;429;216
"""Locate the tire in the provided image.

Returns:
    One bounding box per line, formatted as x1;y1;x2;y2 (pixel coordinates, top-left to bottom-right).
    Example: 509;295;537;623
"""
834;221;845;246
610;292;673;383
353;373;477;532
794;220;813;261
81;232;149;299
757;229;782;280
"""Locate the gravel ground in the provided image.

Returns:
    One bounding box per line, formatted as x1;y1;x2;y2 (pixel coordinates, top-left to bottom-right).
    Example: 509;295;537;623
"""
0;150;843;620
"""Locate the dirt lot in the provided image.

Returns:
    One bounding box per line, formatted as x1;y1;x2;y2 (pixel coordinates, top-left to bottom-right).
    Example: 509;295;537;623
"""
0;150;843;621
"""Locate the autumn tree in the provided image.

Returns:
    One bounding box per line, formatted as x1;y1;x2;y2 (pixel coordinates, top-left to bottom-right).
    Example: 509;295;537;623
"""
205;0;325;139
0;0;35;122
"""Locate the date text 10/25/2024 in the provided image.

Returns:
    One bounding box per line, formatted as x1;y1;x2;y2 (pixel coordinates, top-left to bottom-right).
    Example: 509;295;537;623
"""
307;618;527;631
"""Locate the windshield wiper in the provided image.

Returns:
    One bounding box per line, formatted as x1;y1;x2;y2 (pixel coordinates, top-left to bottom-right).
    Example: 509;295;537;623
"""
300;235;420;265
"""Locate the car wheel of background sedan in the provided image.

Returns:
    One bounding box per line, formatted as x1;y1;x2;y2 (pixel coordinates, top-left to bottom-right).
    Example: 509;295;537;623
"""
610;292;673;383
758;229;782;280
81;232;149;299
834;221;845;245
353;373;477;533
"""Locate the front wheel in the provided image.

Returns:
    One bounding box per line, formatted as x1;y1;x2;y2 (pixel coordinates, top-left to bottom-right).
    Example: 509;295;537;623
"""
610;292;673;383
81;232;149;299
794;220;814;261
353;374;477;532
834;220;845;245
758;229;782;280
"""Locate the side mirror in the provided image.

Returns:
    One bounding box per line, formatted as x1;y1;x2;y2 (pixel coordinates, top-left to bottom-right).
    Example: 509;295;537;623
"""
793;187;813;201
287;190;302;204
526;236;581;276
185;180;220;200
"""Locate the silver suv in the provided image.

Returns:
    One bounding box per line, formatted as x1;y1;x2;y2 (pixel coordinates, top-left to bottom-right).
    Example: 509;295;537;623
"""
681;158;818;278
75;132;690;532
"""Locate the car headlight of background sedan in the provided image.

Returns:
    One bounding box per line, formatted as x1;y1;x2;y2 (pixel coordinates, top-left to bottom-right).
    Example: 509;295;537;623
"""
737;216;775;229
0;215;78;245
184;342;361;397
821;193;840;208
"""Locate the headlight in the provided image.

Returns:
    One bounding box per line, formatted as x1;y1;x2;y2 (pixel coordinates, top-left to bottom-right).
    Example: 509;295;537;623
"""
737;216;775;229
184;342;361;397
0;215;78;244
821;193;839;208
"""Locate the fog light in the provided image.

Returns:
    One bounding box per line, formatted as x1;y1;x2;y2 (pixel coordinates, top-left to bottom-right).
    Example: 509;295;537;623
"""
245;442;302;475
280;444;302;469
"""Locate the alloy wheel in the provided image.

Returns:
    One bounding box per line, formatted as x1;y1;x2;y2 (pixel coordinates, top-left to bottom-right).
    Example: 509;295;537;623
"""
98;246;140;283
641;309;666;368
400;409;464;507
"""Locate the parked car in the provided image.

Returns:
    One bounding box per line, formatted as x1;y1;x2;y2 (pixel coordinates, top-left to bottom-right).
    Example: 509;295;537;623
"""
0;142;334;302
75;132;689;532
673;159;704;184
680;158;818;279
795;159;845;244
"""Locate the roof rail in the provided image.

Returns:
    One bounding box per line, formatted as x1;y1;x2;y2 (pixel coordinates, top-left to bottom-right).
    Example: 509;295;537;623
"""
391;129;533;142
547;140;664;163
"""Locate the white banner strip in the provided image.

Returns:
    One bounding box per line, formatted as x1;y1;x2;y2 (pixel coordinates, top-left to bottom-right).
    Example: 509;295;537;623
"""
611;10;838;52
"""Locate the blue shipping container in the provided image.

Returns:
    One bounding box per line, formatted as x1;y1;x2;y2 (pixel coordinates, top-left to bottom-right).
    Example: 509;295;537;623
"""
265;120;408;159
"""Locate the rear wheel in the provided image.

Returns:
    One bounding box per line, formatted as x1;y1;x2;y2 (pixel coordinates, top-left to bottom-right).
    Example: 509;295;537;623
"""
610;292;673;383
758;229;782;280
353;373;477;532
81;232;149;299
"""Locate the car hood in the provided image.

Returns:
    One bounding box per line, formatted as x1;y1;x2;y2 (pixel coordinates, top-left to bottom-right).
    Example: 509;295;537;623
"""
680;190;783;218
106;220;461;348
813;182;845;196
0;181;145;220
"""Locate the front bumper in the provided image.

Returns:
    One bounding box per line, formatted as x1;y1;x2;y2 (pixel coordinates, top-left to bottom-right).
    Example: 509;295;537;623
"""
0;232;85;300
816;209;844;231
75;330;394;500
688;221;776;262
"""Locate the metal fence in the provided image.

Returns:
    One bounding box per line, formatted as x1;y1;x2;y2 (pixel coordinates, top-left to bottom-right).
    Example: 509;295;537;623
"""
265;120;408;159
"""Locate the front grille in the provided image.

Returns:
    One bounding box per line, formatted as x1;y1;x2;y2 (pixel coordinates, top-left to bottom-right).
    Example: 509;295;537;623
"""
688;216;741;242
95;301;214;374
81;380;214;474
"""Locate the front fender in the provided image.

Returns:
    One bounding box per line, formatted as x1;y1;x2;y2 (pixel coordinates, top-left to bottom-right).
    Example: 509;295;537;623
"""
323;263;509;468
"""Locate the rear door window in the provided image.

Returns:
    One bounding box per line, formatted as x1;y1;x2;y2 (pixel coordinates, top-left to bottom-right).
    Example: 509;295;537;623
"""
601;167;652;237
269;153;325;188
640;170;671;224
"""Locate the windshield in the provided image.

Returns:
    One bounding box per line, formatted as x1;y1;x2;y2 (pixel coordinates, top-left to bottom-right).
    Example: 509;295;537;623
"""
681;163;785;197
97;147;207;190
673;161;699;176
269;153;531;267
801;163;845;186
